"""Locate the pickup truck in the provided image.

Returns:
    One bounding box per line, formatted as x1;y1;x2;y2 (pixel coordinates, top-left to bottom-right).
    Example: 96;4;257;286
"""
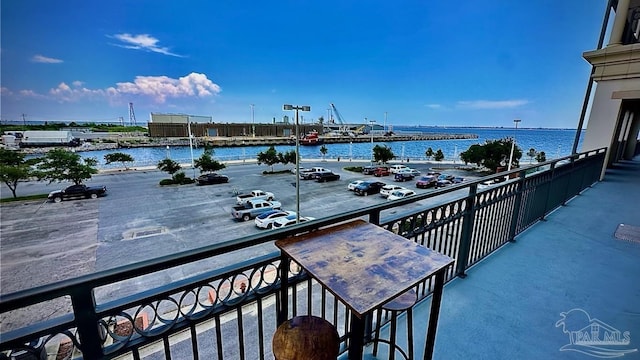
48;184;107;203
231;199;282;222
235;190;275;205
300;167;332;180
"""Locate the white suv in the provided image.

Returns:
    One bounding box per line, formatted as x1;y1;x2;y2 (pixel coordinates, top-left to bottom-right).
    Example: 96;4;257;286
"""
389;165;410;174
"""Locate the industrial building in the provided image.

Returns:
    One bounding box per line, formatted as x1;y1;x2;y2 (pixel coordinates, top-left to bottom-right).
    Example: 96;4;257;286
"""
147;112;323;138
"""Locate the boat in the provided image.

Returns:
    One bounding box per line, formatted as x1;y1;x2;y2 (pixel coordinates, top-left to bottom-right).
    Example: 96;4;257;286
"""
299;130;324;146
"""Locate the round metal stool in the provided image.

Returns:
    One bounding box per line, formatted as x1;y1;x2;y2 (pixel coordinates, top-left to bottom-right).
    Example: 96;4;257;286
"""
272;315;340;360
373;289;417;360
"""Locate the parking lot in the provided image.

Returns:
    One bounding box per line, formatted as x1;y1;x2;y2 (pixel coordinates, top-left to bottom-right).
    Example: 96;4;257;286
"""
0;160;478;299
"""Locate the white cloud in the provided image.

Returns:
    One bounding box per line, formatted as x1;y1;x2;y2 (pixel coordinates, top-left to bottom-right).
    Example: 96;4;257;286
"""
31;55;63;63
48;82;105;102
108;72;221;103
110;33;183;57
457;99;529;109
4;73;220;105
425;104;441;109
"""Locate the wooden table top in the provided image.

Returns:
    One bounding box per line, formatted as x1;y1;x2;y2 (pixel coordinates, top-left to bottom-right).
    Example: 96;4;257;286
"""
275;220;454;317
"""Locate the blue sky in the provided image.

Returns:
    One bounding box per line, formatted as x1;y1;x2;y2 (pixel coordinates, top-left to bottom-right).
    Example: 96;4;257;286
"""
1;1;606;128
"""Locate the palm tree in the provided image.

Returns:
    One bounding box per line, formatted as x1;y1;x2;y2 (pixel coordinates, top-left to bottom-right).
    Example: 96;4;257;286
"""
320;145;328;161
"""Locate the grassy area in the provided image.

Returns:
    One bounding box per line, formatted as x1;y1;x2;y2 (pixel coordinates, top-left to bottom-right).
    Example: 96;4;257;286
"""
0;194;49;203
343;166;364;173
0;123;147;133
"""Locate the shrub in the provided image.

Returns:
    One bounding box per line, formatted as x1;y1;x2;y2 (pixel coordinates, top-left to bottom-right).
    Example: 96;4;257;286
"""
343;166;364;173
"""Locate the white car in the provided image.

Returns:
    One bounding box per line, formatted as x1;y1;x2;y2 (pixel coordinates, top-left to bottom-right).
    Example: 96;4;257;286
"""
389;165;410;174
347;180;366;191
379;184;405;198
477;180;496;189
387;189;417;201
254;210;295;229
272;214;316;229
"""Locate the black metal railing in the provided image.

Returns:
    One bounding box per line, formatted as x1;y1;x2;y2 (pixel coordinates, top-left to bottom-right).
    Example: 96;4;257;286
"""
0;147;607;360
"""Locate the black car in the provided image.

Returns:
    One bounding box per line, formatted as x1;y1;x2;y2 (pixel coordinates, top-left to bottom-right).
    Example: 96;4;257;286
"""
362;166;377;175
354;181;385;196
394;172;415;182
315;172;340;182
48;184;107;202
197;173;229;185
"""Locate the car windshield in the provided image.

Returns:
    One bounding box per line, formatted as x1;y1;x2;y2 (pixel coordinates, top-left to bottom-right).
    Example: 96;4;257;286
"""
257;211;280;219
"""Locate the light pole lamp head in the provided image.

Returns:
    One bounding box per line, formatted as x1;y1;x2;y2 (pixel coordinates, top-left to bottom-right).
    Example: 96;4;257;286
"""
283;104;293;111
301;106;311;112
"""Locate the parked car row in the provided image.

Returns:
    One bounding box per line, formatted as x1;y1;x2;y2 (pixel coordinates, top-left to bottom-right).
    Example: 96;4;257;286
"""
296;167;341;182
346;180;419;202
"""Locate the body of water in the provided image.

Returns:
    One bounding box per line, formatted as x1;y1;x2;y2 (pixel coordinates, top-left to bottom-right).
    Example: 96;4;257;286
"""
80;127;584;169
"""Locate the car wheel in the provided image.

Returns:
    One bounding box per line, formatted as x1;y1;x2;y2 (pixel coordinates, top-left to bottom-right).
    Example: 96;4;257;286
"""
243;214;251;222
90;193;98;199
268;197;273;201
53;196;62;203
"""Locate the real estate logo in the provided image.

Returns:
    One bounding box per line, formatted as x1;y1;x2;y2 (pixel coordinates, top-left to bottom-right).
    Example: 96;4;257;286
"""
556;308;637;358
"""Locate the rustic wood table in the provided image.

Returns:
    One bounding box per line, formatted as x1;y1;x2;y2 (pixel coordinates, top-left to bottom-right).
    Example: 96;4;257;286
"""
275;220;454;360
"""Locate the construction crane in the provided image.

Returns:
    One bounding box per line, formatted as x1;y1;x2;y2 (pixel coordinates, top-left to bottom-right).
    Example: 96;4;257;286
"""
129;102;137;126
329;103;350;135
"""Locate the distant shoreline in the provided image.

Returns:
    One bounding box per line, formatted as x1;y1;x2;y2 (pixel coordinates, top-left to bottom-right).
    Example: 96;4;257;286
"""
0;120;582;131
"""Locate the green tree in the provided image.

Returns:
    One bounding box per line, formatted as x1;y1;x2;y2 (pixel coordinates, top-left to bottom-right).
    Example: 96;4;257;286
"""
373;145;394;164
104;152;134;170
425;147;434;160
527;148;537;164
536;151;547;163
257;145;280;172
279;150;297;166
157;158;182;180
37;149;98;185
434;149;445;161
318;116;324;125
0;149;38;198
459;138;522;172
320;145;328;161
194;149;225;173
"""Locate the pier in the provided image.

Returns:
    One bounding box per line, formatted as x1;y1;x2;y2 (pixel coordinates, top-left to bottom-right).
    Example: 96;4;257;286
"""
200;133;478;148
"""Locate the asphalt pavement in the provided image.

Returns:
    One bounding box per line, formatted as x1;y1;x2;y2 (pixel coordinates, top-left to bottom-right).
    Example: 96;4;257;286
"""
0;159;477;298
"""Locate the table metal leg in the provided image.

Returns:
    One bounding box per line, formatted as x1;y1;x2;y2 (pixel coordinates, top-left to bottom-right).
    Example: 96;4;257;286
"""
348;312;365;360
277;255;290;325
424;270;446;360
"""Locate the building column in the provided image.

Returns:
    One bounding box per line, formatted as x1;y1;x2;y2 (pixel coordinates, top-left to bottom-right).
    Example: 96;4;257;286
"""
608;0;631;46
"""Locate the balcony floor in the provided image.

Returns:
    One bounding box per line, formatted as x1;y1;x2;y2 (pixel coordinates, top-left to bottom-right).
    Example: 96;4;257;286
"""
365;158;640;360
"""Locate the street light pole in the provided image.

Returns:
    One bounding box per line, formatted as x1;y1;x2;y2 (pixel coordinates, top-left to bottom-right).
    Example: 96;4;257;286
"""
283;104;311;223
250;104;255;137
507;119;522;173
384;112;387;133
369;118;376;165
188;119;196;178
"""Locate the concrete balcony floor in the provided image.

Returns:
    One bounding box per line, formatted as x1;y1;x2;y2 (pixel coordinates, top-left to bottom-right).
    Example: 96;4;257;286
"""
365;158;640;360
